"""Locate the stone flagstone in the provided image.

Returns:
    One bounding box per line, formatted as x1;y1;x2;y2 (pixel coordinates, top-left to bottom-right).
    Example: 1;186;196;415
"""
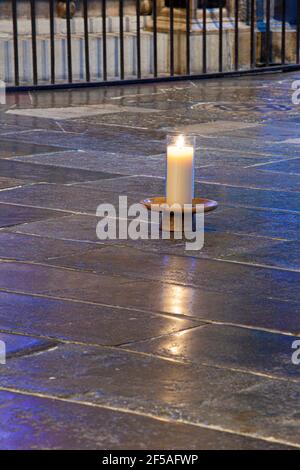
1;73;300;449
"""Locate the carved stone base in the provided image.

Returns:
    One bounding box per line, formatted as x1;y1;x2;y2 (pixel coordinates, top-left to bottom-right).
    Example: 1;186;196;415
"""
169;25;251;74
153;7;230;34
146;8;251;74
256;28;298;65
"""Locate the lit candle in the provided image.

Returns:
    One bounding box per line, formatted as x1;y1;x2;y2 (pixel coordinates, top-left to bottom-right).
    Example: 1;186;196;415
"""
166;135;195;207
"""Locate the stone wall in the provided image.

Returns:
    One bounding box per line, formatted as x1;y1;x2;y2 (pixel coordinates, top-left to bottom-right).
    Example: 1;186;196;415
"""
0;1;138;19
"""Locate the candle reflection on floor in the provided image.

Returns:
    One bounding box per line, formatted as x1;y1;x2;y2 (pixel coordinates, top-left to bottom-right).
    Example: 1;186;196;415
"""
161;284;195;316
168;330;189;358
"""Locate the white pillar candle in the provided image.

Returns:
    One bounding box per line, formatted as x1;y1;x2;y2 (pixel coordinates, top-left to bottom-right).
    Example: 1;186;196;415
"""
166;135;195;207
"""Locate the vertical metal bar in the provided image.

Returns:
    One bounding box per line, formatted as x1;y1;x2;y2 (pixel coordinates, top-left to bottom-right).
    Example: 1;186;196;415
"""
102;0;107;81
136;0;141;78
219;2;223;72
297;0;300;63
234;0;239;70
281;0;286;64
202;0;207;74
119;0;125;80
12;0;19;86
49;0;55;84
66;0;73;82
83;0;90;81
186;0;190;75
153;0;158;77
266;0;271;66
30;0;38;85
170;0;174;76
250;0;255;68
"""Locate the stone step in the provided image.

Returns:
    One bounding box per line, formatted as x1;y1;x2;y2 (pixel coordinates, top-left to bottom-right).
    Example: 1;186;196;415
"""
0;31;162;83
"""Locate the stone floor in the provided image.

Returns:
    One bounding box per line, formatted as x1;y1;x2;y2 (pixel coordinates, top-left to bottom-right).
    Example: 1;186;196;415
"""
0;72;300;450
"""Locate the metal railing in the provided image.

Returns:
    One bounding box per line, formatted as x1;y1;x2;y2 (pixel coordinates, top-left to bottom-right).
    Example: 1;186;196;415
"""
4;0;300;91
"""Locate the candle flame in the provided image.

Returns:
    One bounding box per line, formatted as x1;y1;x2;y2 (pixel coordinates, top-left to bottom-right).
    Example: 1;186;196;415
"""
176;135;185;148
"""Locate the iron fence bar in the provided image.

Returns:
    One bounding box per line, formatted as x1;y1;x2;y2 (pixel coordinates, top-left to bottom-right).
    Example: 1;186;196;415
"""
83;0;90;81
153;0;158;77
136;0;141;79
102;0;107;81
297;0;300;63
30;0;38;85
170;0;175;76
202;0;207;74
281;0;286;64
219;3;223;72
186;0;190;75
250;0;255;68
119;0;125;80
234;0;239;71
266;0;271;66
66;0;73;83
49;0;55;84
12;0;19;86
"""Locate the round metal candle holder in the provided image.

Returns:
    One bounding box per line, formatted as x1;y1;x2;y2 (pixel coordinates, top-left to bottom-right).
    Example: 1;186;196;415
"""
141;197;218;233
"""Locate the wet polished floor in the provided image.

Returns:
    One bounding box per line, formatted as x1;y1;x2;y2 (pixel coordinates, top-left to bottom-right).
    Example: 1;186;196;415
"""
0;73;300;449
